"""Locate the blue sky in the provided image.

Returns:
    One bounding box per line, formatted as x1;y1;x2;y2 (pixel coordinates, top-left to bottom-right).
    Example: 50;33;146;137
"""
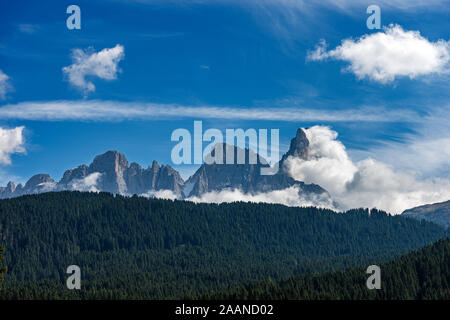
0;0;449;185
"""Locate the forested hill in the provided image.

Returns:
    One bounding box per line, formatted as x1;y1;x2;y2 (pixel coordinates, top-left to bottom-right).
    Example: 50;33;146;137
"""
0;191;447;299
205;238;450;300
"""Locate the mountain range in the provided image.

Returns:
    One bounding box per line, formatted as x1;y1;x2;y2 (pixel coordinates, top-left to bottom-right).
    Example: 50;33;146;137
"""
0;128;329;202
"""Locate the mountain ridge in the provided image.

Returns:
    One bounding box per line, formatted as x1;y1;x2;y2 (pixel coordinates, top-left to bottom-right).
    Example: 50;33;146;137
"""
402;200;450;228
0;128;329;202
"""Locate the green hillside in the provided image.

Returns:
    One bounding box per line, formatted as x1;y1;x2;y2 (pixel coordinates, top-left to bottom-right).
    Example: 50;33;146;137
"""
205;238;450;300
0;191;447;299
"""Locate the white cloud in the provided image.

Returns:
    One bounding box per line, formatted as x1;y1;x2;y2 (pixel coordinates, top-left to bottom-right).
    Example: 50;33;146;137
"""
69;172;103;192
0;126;26;165
0;100;420;123
140;189;179;200
0;69;13;100
286;126;357;195
62;44;125;94
187;185;336;209
18;24;39;34
37;181;57;192
308;25;450;83
358;108;450;178
136;178;335;209
286;126;450;214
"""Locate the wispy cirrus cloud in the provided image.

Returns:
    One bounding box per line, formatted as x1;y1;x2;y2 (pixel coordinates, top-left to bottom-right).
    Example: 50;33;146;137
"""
311;0;447;11
308;25;450;83
0;100;421;123
0;70;13;100
62;44;125;94
355;107;450;178
17;23;40;34
121;0;448;11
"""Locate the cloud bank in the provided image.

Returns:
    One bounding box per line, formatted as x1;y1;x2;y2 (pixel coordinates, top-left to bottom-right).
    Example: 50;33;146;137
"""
308;25;450;83
187;185;336;209
62;44;124;94
285;126;450;214
140;189;180;200
0;126;26;165
68;172;103;192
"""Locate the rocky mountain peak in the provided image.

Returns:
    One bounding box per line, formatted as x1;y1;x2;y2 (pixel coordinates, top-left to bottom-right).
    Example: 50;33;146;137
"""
6;181;15;193
151;160;160;170
184;135;326;199
24;174;54;189
281;128;309;163
88;151;129;194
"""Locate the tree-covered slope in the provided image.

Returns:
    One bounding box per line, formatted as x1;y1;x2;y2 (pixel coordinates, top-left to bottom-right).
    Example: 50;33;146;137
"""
403;200;450;228
0;245;5;290
0;191;447;299
205;238;450;300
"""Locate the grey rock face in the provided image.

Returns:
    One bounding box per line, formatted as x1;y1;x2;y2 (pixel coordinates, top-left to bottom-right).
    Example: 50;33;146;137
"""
125;160;184;197
89;151;129;194
281;127;309;163
185;129;328;200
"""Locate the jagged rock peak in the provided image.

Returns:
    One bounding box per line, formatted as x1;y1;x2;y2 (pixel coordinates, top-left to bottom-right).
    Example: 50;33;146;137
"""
151;160;160;170
6;181;15;193
282;128;309;162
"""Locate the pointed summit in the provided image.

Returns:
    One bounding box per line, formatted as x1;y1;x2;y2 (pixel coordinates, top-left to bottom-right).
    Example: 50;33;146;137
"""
6;181;15;193
151;160;160;170
281;128;309;163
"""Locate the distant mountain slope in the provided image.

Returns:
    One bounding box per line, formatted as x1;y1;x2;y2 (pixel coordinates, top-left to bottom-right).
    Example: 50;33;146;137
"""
0;128;329;203
204;238;450;300
0;192;447;299
402;200;450;228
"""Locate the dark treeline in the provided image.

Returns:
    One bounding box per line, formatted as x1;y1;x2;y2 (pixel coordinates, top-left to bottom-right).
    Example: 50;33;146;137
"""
204;238;450;300
0;191;447;299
